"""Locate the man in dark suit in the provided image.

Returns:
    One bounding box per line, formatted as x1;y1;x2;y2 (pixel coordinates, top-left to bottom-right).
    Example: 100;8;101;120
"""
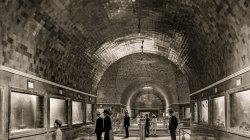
145;114;150;137
123;111;130;138
168;109;178;140
95;111;103;140
103;109;112;140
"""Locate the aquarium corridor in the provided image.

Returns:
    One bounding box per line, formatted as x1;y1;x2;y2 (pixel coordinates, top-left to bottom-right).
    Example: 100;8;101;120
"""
1;0;250;140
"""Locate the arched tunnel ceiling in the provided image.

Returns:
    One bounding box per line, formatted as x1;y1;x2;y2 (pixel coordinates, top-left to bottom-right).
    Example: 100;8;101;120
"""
97;53;190;106
130;89;166;109
122;82;172;108
38;0;250;92
1;0;249;93
93;32;190;88
40;0;196;90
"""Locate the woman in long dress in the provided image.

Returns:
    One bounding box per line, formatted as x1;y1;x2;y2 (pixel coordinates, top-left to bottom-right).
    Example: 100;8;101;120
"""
151;114;157;135
136;114;140;124
109;110;114;140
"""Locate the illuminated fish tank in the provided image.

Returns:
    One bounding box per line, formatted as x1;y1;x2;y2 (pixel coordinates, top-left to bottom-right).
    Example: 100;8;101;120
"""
212;96;225;127
230;90;250;134
200;100;208;123
86;103;93;122
72;101;83;124
50;98;68;127
194;102;198;122
184;107;191;119
10;92;44;133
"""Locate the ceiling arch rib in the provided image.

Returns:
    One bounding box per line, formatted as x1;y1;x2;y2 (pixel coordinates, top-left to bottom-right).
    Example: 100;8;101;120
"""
130;89;166;109
92;32;191;89
122;82;173;113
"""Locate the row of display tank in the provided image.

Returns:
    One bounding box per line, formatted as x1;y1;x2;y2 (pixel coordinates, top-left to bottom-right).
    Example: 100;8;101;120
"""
190;85;250;139
0;87;94;139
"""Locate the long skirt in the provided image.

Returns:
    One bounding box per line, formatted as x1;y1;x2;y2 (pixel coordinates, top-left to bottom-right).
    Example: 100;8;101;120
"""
109;130;114;140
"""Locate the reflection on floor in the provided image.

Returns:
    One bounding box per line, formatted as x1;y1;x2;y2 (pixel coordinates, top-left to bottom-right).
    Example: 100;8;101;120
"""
112;125;191;140
114;124;170;137
114;136;190;140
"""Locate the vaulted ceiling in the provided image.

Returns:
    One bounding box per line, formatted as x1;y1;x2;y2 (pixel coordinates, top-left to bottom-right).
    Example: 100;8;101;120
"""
97;53;190;106
39;0;197;88
39;0;250;92
1;0;249;93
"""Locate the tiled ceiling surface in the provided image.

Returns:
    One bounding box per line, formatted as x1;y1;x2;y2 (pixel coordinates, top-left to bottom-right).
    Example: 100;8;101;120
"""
39;0;250;91
97;53;190;104
40;0;195;89
1;0;249;93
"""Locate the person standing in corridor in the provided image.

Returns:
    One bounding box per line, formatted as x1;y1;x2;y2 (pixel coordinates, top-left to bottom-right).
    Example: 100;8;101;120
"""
168;109;178;140
108;110;114;140
123;111;130;138
145;114;150;137
151;114;157;136
95;111;103;140
103;109;112;140
53;119;62;140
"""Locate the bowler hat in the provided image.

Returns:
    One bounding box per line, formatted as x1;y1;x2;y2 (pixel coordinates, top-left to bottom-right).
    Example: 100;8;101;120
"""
103;109;109;114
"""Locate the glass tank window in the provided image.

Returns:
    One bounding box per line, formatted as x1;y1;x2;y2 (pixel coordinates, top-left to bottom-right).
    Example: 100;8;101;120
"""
10;92;44;133
184;107;191;119
230;90;250;133
86;104;93;122
212;96;225;127
193;102;198;122
50;98;68;127
200;100;208;123
72;101;83;124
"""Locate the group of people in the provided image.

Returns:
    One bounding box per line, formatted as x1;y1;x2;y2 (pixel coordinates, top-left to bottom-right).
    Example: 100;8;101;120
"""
143;109;179;140
143;114;158;136
95;108;178;140
95;109;112;140
52;109;178;140
95;109;131;140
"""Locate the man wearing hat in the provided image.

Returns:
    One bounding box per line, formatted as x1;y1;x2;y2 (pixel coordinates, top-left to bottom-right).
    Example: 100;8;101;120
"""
123;111;130;138
168;109;178;140
95;111;103;140
103;109;112;140
145;114;150;137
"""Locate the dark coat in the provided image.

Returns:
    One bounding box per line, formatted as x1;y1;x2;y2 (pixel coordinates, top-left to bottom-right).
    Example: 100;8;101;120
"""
104;115;112;132
145;118;150;127
123;116;130;127
169;116;178;131
95;117;104;133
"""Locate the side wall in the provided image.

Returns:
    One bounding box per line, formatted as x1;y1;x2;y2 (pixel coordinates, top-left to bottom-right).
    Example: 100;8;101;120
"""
190;69;250;139
0;70;96;140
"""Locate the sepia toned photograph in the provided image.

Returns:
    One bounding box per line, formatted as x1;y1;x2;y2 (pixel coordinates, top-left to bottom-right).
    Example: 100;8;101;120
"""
0;0;249;139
